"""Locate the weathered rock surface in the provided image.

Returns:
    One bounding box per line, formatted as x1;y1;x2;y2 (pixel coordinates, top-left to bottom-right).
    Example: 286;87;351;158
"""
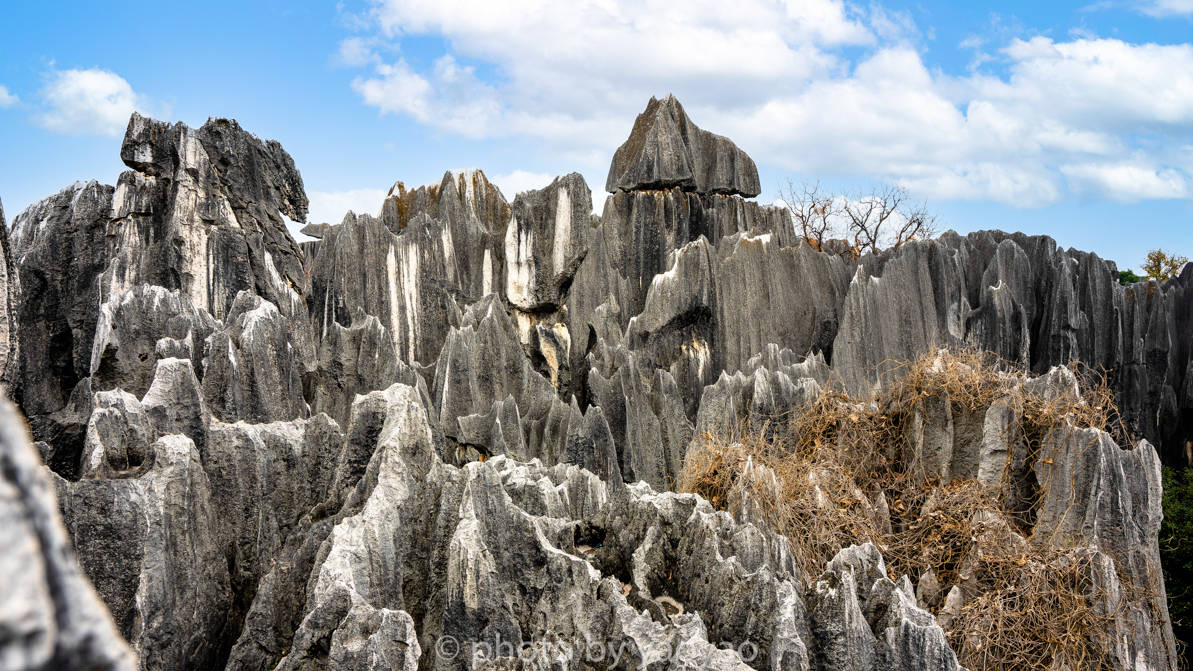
0;199;18;388
308;211;462;367
0;96;1185;671
0;391;135;670
606;95;761;197
831;231;1193;463
505;173;591;314
381;169;511;303
10;181;113;419
105;113;308;323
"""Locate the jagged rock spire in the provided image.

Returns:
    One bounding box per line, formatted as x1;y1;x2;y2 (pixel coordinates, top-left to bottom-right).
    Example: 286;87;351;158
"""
605;94;761;197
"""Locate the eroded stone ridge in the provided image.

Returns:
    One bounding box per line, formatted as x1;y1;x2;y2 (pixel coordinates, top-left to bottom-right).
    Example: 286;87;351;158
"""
0;96;1185;670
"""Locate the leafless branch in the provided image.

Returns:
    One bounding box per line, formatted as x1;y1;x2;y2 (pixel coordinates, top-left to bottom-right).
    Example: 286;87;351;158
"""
779;180;842;250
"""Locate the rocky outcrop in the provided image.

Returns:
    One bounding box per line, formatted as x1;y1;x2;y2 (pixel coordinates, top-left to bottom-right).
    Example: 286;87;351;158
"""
105;113;308;323
606;95;760;197
201;291;308;423
504;173;591;315
10;182;113;419
830;231;1193;463
307;211;462;367
0;391;135;671
381;170;511;303
90;285;218;399
0;96;1184;671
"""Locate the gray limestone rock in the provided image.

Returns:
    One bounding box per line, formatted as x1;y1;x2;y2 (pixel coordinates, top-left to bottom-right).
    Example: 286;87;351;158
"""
10;181;113;419
0;198;19;389
201;292;308;423
90;285;218;400
382;170;512;303
0;391;135;671
504;173;591;313
307;311;424;426
606;95;760;197
307;211;463;367
1032;423;1175;668
105;114;308;324
0;99;1185;671
57;433;232;670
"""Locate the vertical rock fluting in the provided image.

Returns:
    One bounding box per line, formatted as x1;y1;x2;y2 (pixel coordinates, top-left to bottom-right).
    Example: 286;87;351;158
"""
0;96;1184;670
831;231;1192;463
0;199;18;389
0;390;135;671
105;113;309;323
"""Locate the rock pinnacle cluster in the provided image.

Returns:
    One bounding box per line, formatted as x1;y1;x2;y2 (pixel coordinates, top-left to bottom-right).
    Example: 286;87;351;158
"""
0;95;1185;670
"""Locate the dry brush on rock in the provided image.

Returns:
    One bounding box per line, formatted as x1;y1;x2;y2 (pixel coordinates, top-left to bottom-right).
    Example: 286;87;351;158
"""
0;95;1185;671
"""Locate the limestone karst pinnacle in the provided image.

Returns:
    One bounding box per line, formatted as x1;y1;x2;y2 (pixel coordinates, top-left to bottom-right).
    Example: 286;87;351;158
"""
606;94;762;197
0;96;1184;670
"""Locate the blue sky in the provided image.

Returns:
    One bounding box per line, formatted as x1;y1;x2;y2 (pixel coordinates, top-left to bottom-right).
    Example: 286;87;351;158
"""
0;0;1190;272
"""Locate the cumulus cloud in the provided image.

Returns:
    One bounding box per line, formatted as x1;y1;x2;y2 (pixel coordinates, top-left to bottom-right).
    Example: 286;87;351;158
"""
353;55;500;137
36;67;146;136
0;85;18;108
1133;0;1193;17
489;170;553;201
307;188;388;226
343;0;1193;205
1061;162;1190;200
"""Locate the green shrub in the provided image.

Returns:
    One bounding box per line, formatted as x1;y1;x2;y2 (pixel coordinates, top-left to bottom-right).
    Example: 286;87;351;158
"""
1118;269;1140;285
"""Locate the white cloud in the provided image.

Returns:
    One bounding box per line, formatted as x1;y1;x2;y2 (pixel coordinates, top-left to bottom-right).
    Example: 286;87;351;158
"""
0;85;18;108
336;37;380;67
36;67;146;136
489;170;552;201
1061;162;1190;200
708;37;1193;204
343;1;1193;206
1134;0;1193;16
307;188;388;225
353;55;500;137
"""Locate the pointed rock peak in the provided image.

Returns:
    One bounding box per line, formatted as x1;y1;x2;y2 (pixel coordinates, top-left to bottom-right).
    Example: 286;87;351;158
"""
605;95;761;198
381;168;510;233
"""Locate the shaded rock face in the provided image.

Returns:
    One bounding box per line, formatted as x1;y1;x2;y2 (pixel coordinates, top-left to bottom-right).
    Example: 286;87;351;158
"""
832;231;1193;463
606;95;761;198
505;173;591;314
10;181;113;418
0;97;1183;670
381;169;512;304
307;211;467;368
0;390;134;671
106;113;308;322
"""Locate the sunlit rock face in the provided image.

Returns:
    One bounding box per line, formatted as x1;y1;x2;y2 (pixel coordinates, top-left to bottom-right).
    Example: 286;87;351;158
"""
0;96;1184;671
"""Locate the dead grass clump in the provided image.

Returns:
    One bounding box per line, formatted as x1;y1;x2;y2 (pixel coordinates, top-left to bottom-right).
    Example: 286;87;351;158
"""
680;348;1138;671
948;547;1121;671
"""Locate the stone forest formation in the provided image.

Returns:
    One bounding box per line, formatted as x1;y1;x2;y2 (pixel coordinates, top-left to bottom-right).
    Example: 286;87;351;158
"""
0;95;1189;670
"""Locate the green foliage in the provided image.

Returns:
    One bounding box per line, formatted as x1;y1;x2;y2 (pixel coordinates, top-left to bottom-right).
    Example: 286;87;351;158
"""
1118;269;1141;285
1143;249;1189;282
1161;467;1193;653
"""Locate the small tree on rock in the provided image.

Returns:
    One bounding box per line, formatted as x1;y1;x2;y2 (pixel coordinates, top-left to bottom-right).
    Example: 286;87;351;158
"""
1142;249;1189;282
843;185;936;255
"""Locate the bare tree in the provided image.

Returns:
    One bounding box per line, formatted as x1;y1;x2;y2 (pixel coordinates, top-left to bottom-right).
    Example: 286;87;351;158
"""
842;185;936;255
780;180;842;251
